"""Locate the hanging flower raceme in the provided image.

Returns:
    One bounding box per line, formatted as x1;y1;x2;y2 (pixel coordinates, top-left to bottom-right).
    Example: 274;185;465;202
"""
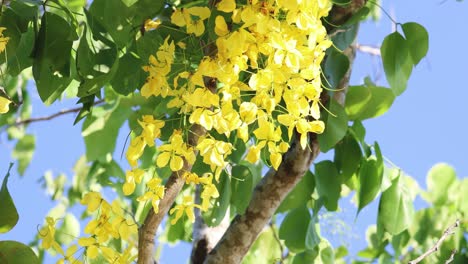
122;0;333;227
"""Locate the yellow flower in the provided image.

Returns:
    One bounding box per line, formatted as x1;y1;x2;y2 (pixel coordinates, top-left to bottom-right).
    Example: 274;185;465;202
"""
123;168;145;195
0;27;9;53
253;119;282;143
169;195;202;224
78;237;100;259
0;96;11;114
39;217;63;254
217;0;236;13
215;15;229;37
80;192;102;213
138;115;165;147
239;102;258;124
245;141;266;164
201;183;219;211
57;244;82;264
126;135;146;167
171;7;211;36
144;19;162;31
137;177;165;213
196;137;232;179
156;131;195;171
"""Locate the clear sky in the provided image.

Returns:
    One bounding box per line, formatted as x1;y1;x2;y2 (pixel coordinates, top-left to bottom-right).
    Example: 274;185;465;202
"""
1;0;467;263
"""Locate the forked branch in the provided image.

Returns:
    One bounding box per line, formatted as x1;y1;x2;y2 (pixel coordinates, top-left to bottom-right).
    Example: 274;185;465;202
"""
408;219;460;264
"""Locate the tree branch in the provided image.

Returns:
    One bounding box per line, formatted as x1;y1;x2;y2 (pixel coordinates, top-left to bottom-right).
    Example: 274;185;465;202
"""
205;135;320;264
408;219;460;264
204;1;365;263
354;43;381;56
137;124;207;264
9;100;105;126
138;2;221;262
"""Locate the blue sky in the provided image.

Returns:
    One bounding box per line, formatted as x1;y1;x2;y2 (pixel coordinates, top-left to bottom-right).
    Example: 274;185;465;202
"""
1;0;467;263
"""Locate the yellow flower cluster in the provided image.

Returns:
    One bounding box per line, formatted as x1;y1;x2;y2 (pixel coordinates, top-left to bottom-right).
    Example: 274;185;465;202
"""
39;192;137;263
125;0;332;225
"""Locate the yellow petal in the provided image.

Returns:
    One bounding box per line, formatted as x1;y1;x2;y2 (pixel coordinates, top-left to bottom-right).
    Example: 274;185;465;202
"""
0;96;11;114
270;152;282;170
217;0;236;13
215;15;229;36
123;181;136;196
156;152;171;168
170;155;184;171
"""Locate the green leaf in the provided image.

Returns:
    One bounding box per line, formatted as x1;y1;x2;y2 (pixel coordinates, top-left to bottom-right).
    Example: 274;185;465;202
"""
110;47;144;95
0;240;40;264
343;6;370;26
381;32;413;96
345;84;395;121
12;134;35;176
56;213;80;245
243;228;282;264
230;165;253;214
319;241;335;264
136;30;164;61
423;163;456;205
32;12;75;103
357;158;380;213
344;85;372;118
88;0;135;48
331;24;358;51
6;25;35;76
122;0;138;6
323;48;349;89
292;249;319;264
0;164;19;233
76;24;119;97
318;99;348;153
279;206;311;253
377;173;415;235
350;120;366;143
277;170;315;213
0;8;32;66
402;22;429;66
204;171;231;227
82;102;131;162
334;134;362;182
305;215;321;249
166;212;192;243
314;161;341;211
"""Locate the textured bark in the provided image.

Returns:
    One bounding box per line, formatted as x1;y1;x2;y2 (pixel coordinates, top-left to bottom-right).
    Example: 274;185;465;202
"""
204;1;366;263
205;136;320;264
138;124;206;264
191;186;231;264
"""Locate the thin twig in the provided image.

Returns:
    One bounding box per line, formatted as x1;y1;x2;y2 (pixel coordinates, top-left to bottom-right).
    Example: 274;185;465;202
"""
354;43;381;56
408;219;460;264
445;249;457;264
269;222;288;263
10;100;105;126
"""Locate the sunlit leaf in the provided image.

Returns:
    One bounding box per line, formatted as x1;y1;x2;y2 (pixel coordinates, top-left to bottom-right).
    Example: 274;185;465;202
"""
402;22;429;66
0;163;19;233
318;99;348;153
381;32;413;96
377;173;414;235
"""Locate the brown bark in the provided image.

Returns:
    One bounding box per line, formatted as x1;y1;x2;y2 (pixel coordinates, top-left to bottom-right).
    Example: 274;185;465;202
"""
204;135;320;264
